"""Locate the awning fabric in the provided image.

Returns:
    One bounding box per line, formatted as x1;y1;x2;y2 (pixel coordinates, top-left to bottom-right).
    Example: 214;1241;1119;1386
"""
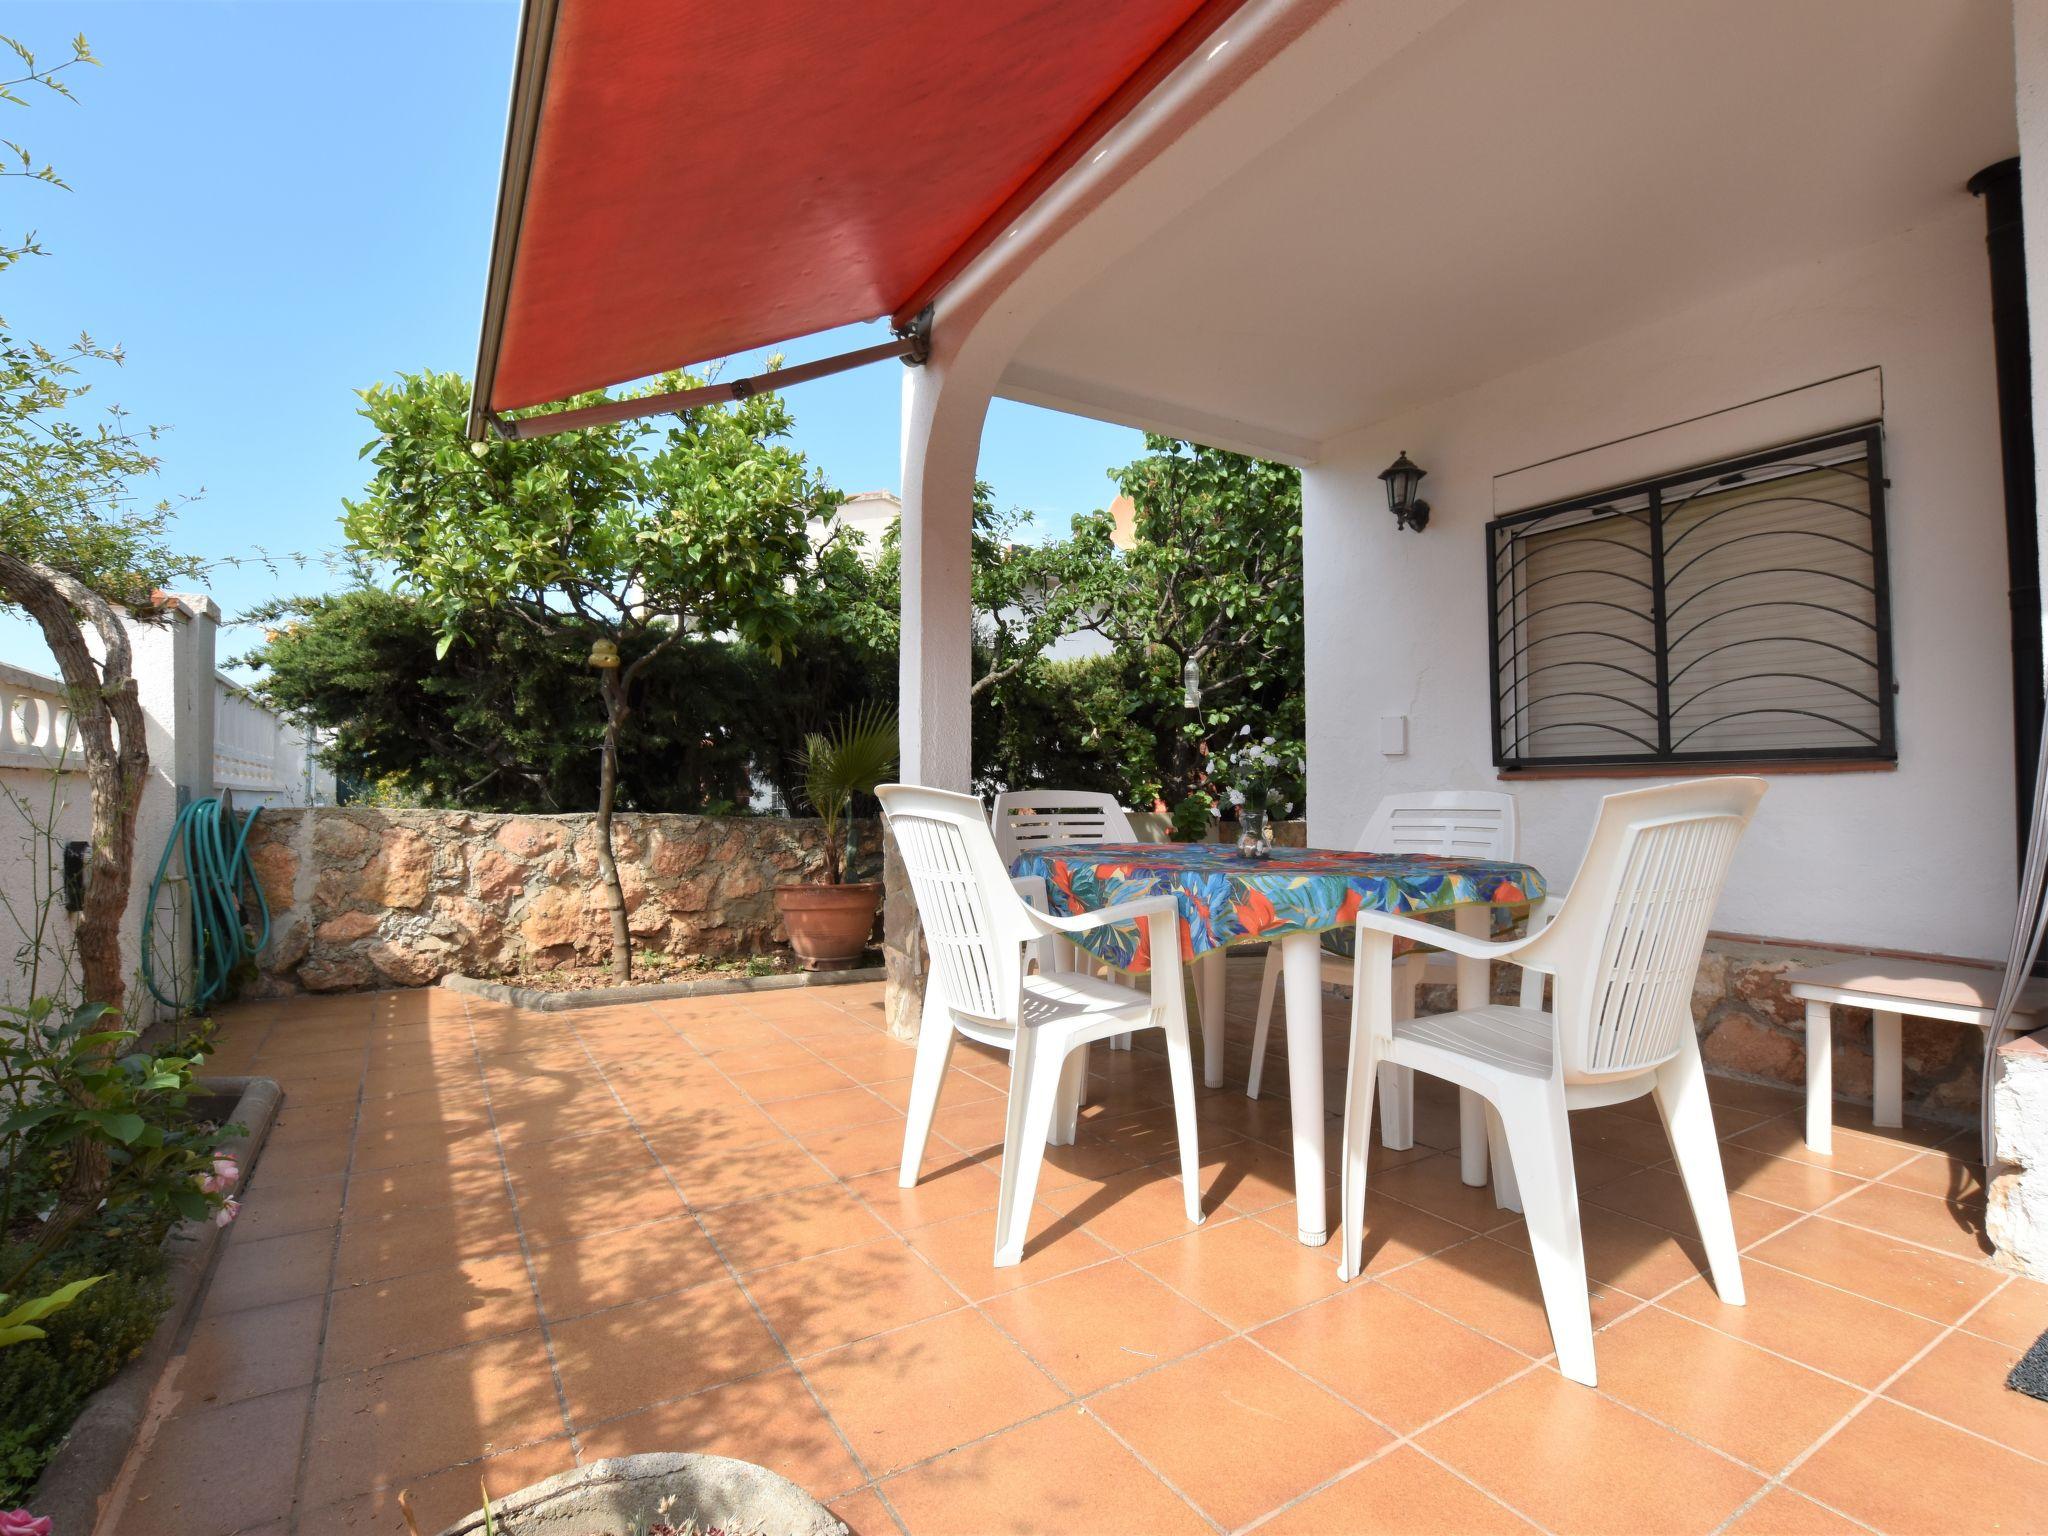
476;0;1243;421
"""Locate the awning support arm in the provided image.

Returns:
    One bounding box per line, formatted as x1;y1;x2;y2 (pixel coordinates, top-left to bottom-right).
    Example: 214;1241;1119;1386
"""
490;307;932;441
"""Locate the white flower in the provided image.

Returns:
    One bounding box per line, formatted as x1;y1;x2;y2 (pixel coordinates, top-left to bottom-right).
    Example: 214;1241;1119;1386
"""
1228;788;1246;806
1239;724;1251;737
1262;736;1275;746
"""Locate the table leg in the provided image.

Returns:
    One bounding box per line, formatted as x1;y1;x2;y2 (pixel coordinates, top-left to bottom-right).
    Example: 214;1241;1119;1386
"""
1280;932;1329;1247
1804;1000;1833;1153
1872;1009;1903;1128
1199;948;1227;1089
1455;905;1490;1188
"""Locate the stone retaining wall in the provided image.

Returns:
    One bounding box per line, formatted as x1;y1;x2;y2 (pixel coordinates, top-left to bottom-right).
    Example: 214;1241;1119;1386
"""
243;808;880;994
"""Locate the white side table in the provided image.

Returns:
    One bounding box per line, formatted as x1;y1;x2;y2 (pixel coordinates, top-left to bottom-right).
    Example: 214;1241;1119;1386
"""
1785;958;2046;1152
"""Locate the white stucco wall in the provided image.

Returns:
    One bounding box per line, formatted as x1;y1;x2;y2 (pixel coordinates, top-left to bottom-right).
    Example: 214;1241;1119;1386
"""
1304;206;2014;959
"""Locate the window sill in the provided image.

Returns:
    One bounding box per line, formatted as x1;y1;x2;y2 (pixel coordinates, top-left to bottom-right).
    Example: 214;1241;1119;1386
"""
1496;759;1897;782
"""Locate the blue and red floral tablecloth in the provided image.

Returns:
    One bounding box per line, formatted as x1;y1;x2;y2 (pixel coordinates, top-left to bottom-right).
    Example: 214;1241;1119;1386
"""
1008;842;1546;972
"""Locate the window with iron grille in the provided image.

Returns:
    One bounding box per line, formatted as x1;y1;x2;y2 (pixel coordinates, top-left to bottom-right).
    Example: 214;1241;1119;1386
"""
1487;426;1895;770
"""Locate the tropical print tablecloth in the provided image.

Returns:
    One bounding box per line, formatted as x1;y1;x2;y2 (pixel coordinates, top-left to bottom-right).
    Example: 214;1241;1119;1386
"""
1007;842;1545;972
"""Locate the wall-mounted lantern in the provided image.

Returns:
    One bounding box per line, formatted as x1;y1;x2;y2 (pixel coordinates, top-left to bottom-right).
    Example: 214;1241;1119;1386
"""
1379;451;1431;533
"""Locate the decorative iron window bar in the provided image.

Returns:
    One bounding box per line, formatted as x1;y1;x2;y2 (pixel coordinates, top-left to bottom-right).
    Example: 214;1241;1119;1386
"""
1487;426;1895;770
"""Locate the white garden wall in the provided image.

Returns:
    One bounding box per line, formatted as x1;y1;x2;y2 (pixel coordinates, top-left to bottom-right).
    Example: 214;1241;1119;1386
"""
1304;205;2013;960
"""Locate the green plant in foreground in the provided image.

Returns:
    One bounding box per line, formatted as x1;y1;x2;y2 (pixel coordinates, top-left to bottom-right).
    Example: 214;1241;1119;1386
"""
0;1275;100;1348
796;702;898;884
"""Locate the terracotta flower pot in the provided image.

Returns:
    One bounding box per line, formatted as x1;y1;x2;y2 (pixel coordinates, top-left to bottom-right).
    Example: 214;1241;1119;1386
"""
774;881;882;970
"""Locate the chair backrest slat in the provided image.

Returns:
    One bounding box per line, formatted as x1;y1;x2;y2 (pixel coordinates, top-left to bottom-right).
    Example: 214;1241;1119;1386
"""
990;791;1137;865
1537;779;1764;1081
1359;790;1517;860
880;784;1034;1026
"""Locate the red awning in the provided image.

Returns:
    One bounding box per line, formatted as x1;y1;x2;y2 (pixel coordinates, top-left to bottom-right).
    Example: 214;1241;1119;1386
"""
473;0;1244;430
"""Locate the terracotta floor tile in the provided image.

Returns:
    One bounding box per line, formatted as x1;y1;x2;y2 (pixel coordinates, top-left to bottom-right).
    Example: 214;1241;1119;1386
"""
1569;1106;1684;1167
1203;1134;1331;1216
1585;1166;1802;1249
1092;1337;1387;1530
1259;1189;1473;1277
302;1330;565;1507
1365;1153;1524;1234
623;1085;786;1144
1593;1305;1863;1471
1749;1218;2005;1324
700;1182;894;1271
1710;1145;1867;1212
168;1295;325;1412
231;1169;347;1242
548;1279;785;1426
803;1309;1067;1477
1960;1274;2048;1349
576;1366;867;1500
1033;1164;1216;1252
980;1257;1227;1394
297;1436;577;1536
351;1113;500;1173
798;1118;918;1180
203;1225;336;1316
501;1125;657;1187
709;1040;827;1075
1422;1368;1761;1534
747;1238;962;1357
848;1158;1003;1234
1885;1326;2048;1461
322;1250;540;1374
1129;1214;1346;1329
253;1128;355;1183
1381;1236;1638;1360
813;1039;920;1084
907;1205;1115;1300
733;1060;858;1103
1259;1445;1538;1535
1827;1180;1994;1261
1253;1281;1526;1431
1730;1114;1926;1180
872;1068;1000;1113
656;1132;835;1209
768;1084;900;1136
334;1192;525;1288
1706;1077;1806;1117
1790;1398;2048;1534
1490;1202;1713;1297
1658;1262;1944;1388
880;1405;1209;1535
1722;1488;1865;1534
516;1161;691;1246
929;1094;1013;1154
831;1485;903;1535
118;1386;310;1536
528;1215;725;1321
1880;1148;1988;1202
341;1156;511;1224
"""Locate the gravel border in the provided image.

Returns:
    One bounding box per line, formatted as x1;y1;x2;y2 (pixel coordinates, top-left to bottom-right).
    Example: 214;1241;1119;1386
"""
25;1074;283;1536
441;964;886;1012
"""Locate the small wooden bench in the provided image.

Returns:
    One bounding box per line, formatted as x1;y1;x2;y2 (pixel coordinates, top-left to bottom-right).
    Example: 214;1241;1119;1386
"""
1785;958;2048;1152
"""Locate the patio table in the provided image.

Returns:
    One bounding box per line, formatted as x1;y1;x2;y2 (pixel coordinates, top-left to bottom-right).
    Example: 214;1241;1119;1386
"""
1007;842;1545;1248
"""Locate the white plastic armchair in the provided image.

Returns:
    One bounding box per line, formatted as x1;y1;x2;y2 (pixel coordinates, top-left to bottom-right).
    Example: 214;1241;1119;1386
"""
1248;791;1521;1165
1334;777;1764;1387
991;790;1143;1050
880;783;1204;1267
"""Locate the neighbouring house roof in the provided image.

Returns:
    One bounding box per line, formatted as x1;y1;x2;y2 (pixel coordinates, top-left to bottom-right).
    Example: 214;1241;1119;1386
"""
469;0;1247;436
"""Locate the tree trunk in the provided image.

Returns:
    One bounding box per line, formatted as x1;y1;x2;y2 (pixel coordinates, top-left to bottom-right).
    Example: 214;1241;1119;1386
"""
594;669;634;980
0;554;152;1207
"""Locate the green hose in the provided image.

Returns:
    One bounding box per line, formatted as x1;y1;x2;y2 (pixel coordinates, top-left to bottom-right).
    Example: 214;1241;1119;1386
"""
143;796;271;1012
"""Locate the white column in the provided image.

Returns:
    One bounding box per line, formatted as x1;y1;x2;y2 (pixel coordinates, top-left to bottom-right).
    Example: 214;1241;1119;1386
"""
897;360;982;793
886;351;995;1039
2018;0;2048;651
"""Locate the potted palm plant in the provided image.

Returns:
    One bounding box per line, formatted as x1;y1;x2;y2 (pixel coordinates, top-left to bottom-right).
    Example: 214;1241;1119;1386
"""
775;703;896;970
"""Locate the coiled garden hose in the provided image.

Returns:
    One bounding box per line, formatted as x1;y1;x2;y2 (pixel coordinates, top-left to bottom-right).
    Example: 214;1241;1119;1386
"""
142;796;270;1011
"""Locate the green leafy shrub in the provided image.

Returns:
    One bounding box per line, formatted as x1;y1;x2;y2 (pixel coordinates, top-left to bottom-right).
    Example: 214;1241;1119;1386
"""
0;1243;168;1504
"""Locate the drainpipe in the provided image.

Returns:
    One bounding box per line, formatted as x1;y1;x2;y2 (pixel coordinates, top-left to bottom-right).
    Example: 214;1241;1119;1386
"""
1968;157;2045;851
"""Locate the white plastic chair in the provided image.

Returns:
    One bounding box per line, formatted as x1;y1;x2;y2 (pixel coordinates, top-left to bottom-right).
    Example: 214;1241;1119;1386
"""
882;783;1203;1266
1334;778;1762;1385
1248;791;1519;1162
991;790;1143;1051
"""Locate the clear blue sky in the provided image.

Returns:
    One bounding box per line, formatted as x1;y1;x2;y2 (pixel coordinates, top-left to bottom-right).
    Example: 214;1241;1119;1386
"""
0;1;1141;675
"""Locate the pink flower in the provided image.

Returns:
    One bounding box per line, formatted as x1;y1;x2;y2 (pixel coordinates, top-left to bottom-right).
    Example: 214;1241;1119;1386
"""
199;1153;239;1195
212;1197;240;1228
1;1510;54;1536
